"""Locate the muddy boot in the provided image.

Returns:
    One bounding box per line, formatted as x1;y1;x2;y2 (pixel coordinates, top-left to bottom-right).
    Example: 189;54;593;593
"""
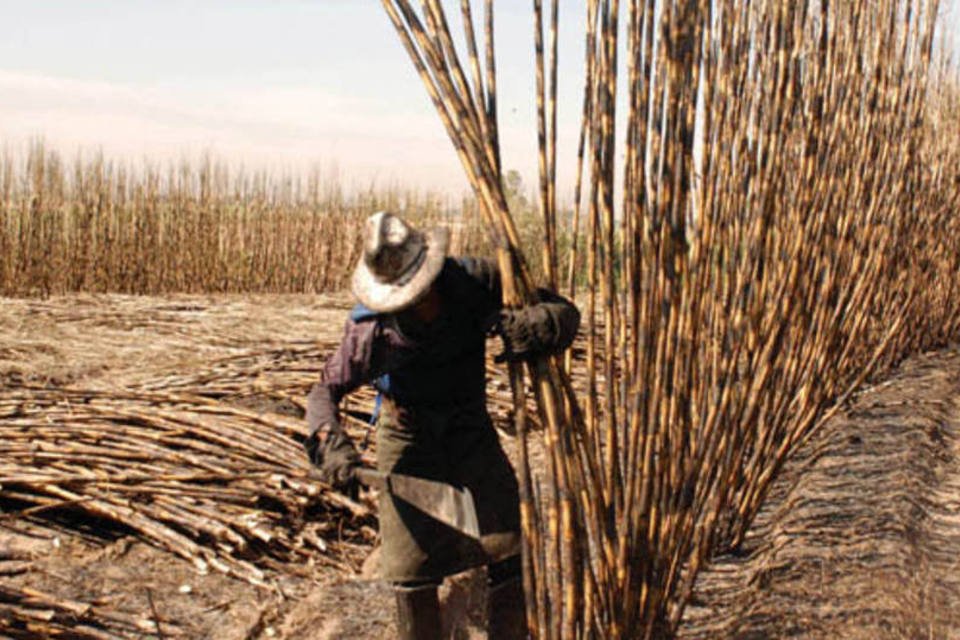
394;581;442;640
487;556;526;639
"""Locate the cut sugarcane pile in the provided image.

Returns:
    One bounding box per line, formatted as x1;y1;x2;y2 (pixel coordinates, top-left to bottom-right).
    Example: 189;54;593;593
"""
0;386;377;586
0;583;182;640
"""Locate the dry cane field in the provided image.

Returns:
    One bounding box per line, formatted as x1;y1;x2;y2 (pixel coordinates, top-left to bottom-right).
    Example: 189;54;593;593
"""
6;1;960;639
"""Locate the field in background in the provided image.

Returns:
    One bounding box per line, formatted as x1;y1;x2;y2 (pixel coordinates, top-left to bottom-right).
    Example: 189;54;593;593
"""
0;145;559;296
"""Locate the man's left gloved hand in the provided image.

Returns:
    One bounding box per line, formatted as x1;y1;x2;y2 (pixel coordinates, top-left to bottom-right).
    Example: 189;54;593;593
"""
496;288;580;363
305;421;361;492
497;305;557;363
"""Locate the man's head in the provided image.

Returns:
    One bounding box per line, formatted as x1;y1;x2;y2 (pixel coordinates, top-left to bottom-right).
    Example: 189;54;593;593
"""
351;212;449;314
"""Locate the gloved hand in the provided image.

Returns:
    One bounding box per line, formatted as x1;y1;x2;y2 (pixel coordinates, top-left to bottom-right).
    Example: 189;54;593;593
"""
497;304;557;363
305;421;361;492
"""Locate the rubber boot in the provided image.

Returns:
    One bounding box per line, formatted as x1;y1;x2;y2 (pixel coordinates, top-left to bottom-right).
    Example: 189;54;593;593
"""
394;582;442;640
487;575;526;640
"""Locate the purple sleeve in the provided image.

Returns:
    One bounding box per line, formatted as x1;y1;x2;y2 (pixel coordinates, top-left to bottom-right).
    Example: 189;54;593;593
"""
305;318;379;437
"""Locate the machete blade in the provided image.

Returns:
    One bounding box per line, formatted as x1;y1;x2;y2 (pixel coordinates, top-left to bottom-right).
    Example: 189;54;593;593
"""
387;472;481;540
354;468;481;539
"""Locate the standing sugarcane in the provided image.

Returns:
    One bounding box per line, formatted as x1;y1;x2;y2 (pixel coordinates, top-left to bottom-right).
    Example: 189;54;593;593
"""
371;0;945;638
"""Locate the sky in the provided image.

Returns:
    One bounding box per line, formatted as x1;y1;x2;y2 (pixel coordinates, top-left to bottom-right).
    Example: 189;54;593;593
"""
1;1;958;198
0;1;589;196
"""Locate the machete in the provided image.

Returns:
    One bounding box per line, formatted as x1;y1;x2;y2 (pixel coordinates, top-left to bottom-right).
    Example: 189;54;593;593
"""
354;468;481;540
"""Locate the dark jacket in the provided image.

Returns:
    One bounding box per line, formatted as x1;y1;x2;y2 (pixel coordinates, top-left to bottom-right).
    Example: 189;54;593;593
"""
306;257;579;438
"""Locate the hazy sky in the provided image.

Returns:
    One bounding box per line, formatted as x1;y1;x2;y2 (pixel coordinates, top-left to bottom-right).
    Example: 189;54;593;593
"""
0;1;589;195
1;1;957;197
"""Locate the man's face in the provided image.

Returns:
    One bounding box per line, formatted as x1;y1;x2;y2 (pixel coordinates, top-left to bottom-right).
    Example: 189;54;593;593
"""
407;284;442;325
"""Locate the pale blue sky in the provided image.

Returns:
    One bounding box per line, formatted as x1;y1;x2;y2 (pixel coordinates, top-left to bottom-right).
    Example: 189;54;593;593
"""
0;1;589;195
1;1;957;197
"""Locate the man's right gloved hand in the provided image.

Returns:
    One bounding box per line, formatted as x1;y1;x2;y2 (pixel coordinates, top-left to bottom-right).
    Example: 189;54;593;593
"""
305;421;361;492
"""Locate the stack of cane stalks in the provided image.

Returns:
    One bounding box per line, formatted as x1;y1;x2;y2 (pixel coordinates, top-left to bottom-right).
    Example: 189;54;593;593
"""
382;0;959;638
0;583;181;640
0;386;377;584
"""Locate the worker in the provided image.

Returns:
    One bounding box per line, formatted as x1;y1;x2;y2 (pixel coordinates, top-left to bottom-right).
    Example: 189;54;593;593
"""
305;211;580;639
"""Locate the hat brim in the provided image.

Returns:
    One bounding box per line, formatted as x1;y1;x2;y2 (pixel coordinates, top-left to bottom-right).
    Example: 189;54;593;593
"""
351;227;449;313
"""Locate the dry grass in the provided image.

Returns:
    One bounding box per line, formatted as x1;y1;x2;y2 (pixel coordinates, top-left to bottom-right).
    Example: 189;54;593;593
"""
0;147;498;296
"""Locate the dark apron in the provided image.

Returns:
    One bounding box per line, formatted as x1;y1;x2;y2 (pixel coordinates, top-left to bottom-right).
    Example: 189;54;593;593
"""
375;397;521;583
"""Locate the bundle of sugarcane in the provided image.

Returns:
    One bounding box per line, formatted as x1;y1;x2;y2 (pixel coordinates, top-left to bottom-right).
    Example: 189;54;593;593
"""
0;584;180;639
573;2;944;634
0;386;376;585
381;0;954;638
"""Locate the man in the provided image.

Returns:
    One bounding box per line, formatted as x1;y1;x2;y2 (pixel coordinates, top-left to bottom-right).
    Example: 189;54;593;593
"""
305;212;580;640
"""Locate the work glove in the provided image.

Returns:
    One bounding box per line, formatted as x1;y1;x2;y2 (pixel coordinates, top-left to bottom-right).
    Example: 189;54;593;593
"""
497;304;558;363
305;421;361;492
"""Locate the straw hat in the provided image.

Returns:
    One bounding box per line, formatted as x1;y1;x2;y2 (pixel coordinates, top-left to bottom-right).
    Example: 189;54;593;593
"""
351;211;449;313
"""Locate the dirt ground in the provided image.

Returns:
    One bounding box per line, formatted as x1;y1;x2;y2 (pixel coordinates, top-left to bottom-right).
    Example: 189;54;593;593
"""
679;350;960;638
3;293;960;638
